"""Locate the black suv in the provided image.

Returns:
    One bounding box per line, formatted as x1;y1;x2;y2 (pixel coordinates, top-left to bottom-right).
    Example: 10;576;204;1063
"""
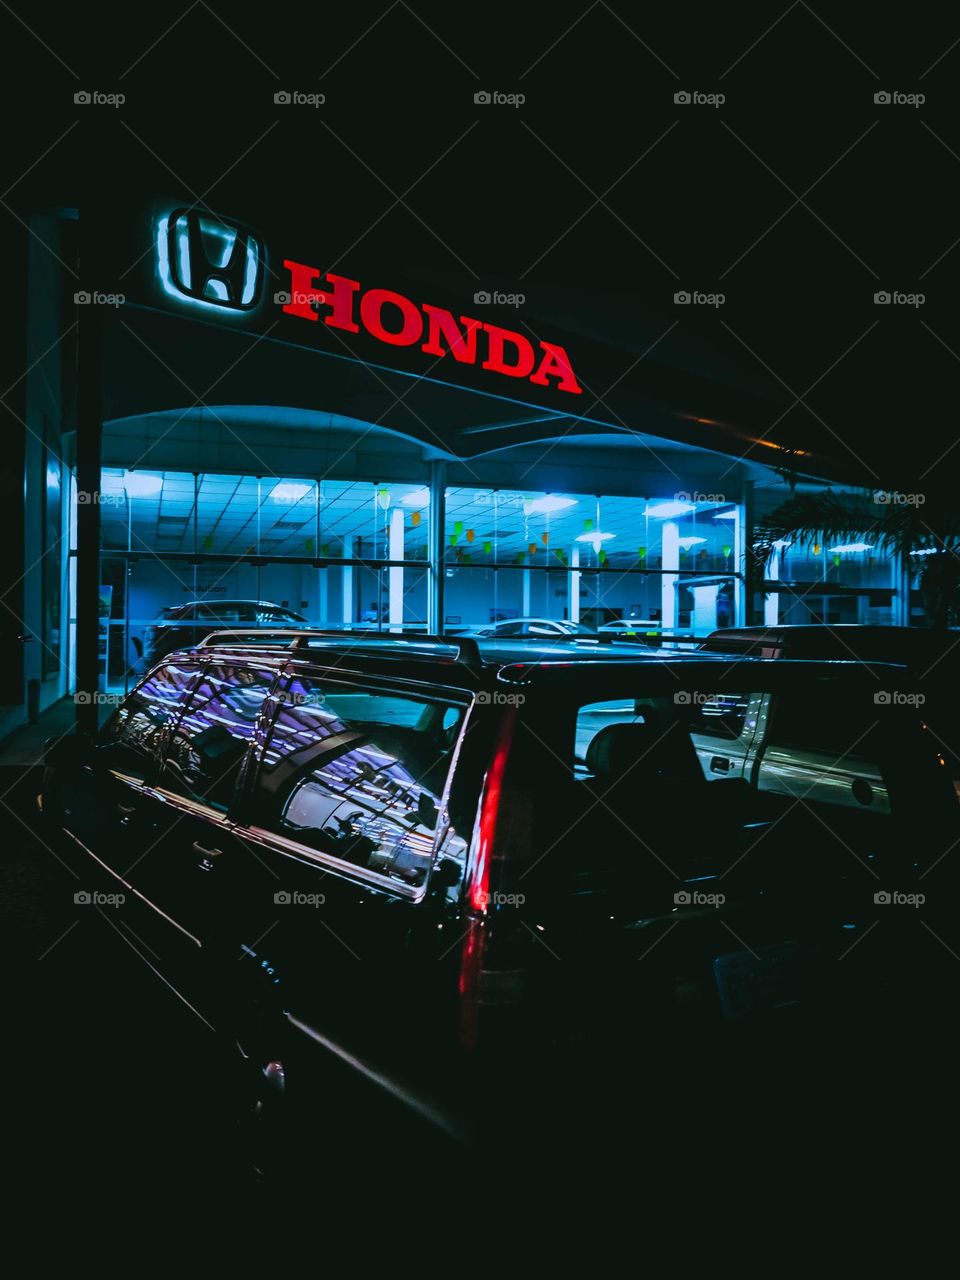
143;600;309;665
42;631;959;1169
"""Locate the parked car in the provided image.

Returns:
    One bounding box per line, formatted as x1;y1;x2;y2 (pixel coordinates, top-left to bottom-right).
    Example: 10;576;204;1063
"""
598;619;661;636
702;624;960;785
458;616;595;638
143;600;309;665
41;630;959;1174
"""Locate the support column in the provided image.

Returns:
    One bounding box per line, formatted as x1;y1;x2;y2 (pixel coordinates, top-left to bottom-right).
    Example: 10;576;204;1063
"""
893;553;912;626
388;506;404;629
661;521;679;631
427;460;446;633
569;546;580;623
764;546;781;626
735;482;753;626
76;298;102;732
341;536;355;627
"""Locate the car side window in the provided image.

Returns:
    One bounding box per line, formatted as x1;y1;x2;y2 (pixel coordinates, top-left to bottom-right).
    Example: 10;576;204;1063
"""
160;662;279;813
249;674;467;888
100;660;201;782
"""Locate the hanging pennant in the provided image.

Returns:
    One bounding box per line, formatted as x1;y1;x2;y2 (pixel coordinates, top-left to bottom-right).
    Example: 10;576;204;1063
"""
528;542;537;556
584;517;594;532
541;531;549;546
598;549;607;565
466;528;475;543
812;542;821;555
411;510;421;528
637;545;646;560
449;532;458;546
454;520;464;537
483;540;492;555
722;545;731;559
377;487;391;510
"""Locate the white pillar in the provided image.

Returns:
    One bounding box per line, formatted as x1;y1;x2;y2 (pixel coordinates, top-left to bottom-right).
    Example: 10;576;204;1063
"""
342;535;355;627
661;521;679;631
569;546;580;623
764;547;780;626
522;567;531;616
692;582;721;632
389;507;404;629
734;485;752;625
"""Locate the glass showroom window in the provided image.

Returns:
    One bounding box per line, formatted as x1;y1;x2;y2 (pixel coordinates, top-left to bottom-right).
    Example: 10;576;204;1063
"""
89;469;431;692
442;487;739;633
761;536;897;626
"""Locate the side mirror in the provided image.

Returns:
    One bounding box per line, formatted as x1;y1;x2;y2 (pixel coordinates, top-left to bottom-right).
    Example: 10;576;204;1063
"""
44;731;94;769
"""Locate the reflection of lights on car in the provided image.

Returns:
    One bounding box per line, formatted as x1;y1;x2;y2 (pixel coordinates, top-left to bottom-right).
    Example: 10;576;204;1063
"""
828;543;873;554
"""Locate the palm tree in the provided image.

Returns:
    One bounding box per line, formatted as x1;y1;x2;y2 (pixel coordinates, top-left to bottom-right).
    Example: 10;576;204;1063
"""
753;490;960;630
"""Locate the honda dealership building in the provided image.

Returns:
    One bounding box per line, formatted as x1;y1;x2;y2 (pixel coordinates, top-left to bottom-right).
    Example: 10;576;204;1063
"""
0;201;909;735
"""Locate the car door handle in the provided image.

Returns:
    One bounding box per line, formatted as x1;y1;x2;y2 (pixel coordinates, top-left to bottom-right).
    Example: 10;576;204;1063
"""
710;756;732;773
193;840;224;871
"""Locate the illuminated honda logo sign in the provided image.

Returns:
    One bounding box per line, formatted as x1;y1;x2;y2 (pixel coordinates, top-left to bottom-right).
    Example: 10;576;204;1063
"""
159;209;263;311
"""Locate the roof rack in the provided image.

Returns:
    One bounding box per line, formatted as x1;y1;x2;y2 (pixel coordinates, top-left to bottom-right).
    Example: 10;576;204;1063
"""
194;628;483;673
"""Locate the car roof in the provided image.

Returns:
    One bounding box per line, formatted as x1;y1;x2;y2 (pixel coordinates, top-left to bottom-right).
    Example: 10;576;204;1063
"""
160;630;912;697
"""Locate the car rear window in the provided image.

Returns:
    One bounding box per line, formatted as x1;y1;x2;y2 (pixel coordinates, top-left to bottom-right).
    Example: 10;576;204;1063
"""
249;675;469;888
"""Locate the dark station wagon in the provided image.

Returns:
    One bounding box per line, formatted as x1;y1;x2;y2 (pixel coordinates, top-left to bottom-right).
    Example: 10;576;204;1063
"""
41;630;960;1174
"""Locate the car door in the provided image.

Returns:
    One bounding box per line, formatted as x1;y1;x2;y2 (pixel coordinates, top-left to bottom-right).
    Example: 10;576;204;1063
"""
122;657;285;950
219;663;475;1087
73;659;203;888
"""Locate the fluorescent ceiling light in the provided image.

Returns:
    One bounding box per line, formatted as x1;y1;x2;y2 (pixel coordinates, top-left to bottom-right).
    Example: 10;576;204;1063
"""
271;481;313;503
575;531;615;546
122;471;163;498
829;543;873;554
644;501;695;519
401;488;431;507
524;495;578;515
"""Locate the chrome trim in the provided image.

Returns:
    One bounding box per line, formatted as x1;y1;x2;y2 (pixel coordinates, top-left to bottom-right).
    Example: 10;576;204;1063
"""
286;1012;465;1142
61;827;202;948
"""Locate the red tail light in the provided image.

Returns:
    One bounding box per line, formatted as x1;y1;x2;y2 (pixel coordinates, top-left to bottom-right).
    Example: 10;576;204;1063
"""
466;706;517;914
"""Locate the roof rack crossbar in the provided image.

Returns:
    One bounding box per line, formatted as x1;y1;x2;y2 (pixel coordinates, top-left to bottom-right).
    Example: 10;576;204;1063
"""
194;628;483;673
